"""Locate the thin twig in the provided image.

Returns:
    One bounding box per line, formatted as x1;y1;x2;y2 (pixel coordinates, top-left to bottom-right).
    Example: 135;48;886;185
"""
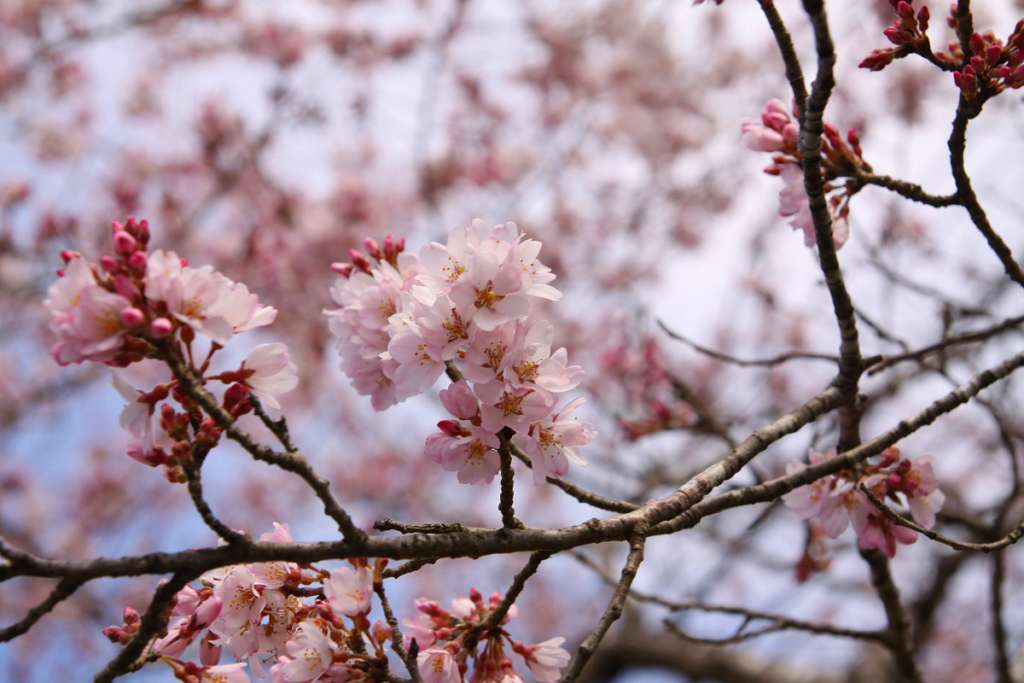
161;343;365;542
853;171;959;208
374;582;423;683
382;558;439;580
561;527;647;682
860;487;1024;553
659;320;839;368
183;460;249;545
470;551;552;642
992;552;1013;683
574;551;885;643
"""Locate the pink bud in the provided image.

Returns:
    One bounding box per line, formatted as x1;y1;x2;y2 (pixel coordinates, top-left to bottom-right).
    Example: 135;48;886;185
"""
896;1;914;19
191;596;222;630
395;237;406;253
100;255;121;274
437;419;464;437
440;380;479;420
469;587;483;605
113;231;136;257
917;5;930;30
969;55;985;72
884;26;907;45
111;220;124;233
330;262;354;277
969;31;985;56
123;607;141;627
124;251;145;275
199;635;222;667
60;249;80;263
349;248;372;274
120;307;145;328
136;218;150;246
987;44;1003;65
151;317;173;339
363;237;381;260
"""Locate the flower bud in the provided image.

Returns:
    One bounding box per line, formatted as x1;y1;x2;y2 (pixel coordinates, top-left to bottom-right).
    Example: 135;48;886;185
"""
151;317;173;339
969;32;985;56
127;251;148;275
363;237;381;260
120;307;145;328
349;248;372;274
330;262;354;277
99;255;121;274
113;231;137;257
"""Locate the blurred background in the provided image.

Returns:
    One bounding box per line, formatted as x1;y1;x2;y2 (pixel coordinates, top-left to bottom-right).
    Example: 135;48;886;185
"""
2;1;1024;681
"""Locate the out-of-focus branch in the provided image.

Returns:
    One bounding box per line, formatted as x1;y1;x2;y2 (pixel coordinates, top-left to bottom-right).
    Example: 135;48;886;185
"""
658;320;839;368
992;552;1013;683
575;551;885;644
861;549;923;683
0;576;83;642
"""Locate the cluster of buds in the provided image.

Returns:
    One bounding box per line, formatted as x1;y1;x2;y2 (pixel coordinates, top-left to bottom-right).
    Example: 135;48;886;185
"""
331;234;406;278
783;447;945;559
953;26;1024;100
741;100;868;250
45;218;298;476
860;0;933;71
325;219;595;486
403;588;570;682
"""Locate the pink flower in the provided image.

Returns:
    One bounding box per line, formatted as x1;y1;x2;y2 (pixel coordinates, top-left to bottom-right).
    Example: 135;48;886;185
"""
201;663;252;683
518;397;595;485
475;382;556;435
275;622;336;683
45;257;134;365
741;118;785;152
518;637;570;683
440;427;502;485
417;648;462;683
239;343;299;409
440;381;479;420
449;252;531;332
323;566;374;618
851;490;918;558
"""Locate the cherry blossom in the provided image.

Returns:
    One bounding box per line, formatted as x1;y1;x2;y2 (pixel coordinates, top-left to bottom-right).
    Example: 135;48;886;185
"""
418;648;462;683
323;566;374;618
236;343;299;410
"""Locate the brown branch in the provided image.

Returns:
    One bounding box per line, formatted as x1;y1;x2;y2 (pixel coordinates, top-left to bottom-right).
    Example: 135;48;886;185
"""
663;349;1024;536
382;558;439;580
93;573;193;683
497;431;524;530
947;96;1024;288
992;552;1013;683
183;459;249;545
466;551;552;649
757;0;808;120
506;442;638;513
562;526;647;682
250;393;298;453
853;171;959;207
861;549;924;683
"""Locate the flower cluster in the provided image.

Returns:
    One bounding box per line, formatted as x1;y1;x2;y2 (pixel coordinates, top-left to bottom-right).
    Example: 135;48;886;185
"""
404;588;570;683
105;523;389;683
104;524;569;683
325;219;595;485
44;218;298;478
783;447;945;558
859;0;934;71
741;100;868;250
